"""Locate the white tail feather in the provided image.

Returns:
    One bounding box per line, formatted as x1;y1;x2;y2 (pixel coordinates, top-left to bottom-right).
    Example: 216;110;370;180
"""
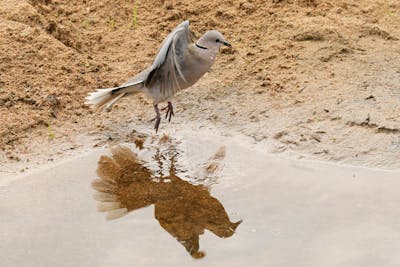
85;88;117;108
85;81;144;110
105;93;126;111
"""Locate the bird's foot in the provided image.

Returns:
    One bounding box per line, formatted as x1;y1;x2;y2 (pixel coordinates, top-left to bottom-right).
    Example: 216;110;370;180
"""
161;101;174;122
153;104;161;133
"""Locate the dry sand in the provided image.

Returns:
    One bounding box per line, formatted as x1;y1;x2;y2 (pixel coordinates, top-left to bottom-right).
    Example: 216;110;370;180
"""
0;0;399;174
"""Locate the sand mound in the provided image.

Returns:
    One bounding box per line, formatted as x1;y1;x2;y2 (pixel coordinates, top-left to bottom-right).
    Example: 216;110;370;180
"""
1;0;399;169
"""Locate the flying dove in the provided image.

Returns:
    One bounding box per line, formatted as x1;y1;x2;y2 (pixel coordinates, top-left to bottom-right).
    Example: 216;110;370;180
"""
85;20;231;132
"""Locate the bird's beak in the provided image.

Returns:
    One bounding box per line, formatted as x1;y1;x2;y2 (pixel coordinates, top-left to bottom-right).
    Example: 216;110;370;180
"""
223;41;232;47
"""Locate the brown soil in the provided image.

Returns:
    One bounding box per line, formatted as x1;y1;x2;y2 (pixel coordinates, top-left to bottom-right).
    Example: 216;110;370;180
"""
1;0;400;173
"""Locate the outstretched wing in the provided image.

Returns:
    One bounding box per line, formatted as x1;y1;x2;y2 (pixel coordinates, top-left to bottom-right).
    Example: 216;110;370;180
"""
145;20;195;96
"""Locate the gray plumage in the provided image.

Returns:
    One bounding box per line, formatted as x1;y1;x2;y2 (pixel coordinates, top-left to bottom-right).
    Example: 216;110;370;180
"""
85;20;231;131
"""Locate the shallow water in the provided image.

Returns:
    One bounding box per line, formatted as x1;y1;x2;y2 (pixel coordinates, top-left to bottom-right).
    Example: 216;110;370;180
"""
1;131;400;267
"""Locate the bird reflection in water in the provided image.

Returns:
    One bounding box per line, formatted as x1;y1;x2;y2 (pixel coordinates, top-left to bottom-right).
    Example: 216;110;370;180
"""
91;138;241;259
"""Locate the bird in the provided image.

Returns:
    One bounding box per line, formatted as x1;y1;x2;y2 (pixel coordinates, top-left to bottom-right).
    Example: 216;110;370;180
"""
85;20;231;132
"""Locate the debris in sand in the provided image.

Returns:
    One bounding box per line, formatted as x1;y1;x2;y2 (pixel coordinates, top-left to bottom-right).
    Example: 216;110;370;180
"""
318;46;352;62
159;133;171;144
361;25;399;40
294;30;325;42
347;120;400;134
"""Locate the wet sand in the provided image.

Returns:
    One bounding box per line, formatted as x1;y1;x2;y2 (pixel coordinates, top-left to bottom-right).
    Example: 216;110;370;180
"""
1;131;400;267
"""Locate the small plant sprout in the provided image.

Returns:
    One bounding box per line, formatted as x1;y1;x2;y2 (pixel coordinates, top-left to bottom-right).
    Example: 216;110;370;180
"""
83;20;90;29
47;122;55;140
385;1;393;17
132;1;138;29
109;17;117;30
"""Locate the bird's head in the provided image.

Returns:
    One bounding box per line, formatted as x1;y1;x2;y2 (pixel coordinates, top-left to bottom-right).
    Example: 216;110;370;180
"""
196;30;231;50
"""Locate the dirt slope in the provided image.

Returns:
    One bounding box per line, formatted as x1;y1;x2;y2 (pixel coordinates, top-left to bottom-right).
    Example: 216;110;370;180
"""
1;0;399;172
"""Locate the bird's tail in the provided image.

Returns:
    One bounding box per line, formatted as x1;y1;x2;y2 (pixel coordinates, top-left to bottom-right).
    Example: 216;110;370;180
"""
85;81;143;111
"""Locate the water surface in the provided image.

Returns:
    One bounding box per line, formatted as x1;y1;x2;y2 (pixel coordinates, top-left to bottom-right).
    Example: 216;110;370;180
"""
1;131;400;267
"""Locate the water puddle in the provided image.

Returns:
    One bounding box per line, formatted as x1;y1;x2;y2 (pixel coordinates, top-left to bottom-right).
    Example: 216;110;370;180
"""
2;130;400;266
91;138;241;258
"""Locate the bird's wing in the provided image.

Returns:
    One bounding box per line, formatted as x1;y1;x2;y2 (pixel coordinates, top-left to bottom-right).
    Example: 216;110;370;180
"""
145;20;195;96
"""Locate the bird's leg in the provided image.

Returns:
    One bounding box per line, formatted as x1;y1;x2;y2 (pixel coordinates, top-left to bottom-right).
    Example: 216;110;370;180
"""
167;101;174;122
153;104;161;133
161;101;174;122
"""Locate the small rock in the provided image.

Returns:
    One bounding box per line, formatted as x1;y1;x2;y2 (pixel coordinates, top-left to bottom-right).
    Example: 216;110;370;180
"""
239;2;256;14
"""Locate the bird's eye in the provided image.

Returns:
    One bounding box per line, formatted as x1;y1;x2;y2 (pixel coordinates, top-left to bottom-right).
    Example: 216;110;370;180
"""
216;38;220;42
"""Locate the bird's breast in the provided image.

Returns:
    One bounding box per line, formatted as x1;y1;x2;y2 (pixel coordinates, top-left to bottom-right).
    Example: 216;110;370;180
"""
178;48;217;89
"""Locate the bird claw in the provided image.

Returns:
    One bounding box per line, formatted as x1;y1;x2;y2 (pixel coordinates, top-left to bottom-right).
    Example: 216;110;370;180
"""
154;116;161;133
162;101;174;122
152;102;174;132
153;104;161;133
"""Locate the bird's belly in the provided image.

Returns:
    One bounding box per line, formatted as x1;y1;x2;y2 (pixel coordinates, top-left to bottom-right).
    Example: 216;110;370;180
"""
144;86;174;104
143;60;211;104
143;75;202;104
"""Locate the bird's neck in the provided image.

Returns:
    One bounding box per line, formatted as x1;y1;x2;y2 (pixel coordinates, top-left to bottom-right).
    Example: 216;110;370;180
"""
195;43;208;50
194;43;219;62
